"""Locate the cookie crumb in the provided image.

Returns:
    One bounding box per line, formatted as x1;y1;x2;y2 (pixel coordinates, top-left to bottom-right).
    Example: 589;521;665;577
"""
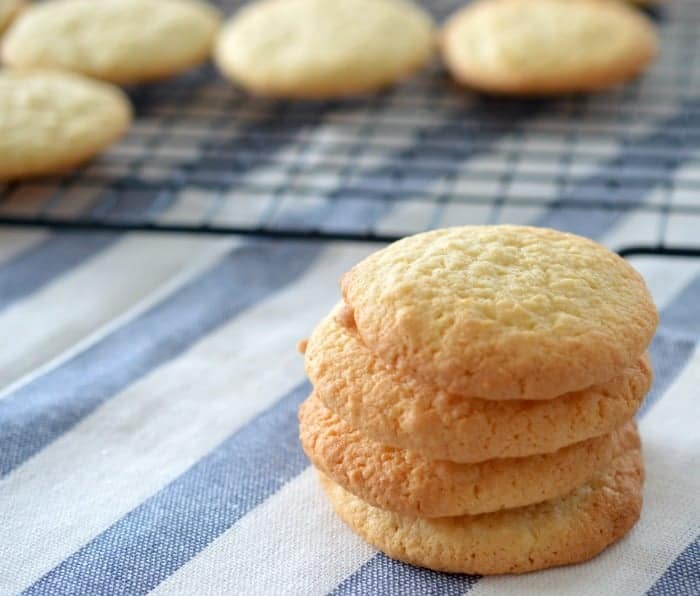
335;303;356;331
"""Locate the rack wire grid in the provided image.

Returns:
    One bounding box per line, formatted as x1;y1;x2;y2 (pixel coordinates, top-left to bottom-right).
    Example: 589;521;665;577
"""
1;0;700;257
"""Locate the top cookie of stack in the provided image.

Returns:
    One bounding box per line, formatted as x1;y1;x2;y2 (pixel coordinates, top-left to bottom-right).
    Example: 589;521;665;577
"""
301;225;658;574
339;225;656;401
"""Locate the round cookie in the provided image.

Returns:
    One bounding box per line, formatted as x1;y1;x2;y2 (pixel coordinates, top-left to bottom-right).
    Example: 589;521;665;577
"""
2;0;221;84
0;0;24;34
306;310;652;462
319;440;644;575
301;393;635;517
340;225;658;401
0;70;132;181
441;0;658;95
214;0;435;99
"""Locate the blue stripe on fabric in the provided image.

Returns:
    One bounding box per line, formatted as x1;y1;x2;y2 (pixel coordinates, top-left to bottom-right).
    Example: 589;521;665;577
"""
639;270;700;416
0;232;117;312
536;97;700;237
23;381;312;596
640;334;696;418
330;553;479;596
647;535;700;596
657;274;700;339
0;239;322;478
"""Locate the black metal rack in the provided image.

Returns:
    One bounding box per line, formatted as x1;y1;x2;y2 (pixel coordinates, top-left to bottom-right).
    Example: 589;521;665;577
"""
1;0;699;257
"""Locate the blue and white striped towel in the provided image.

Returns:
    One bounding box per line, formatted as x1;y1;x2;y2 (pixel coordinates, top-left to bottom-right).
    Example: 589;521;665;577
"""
0;221;698;596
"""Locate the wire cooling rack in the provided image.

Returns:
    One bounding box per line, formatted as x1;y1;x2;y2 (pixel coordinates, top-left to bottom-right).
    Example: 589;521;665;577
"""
1;0;699;256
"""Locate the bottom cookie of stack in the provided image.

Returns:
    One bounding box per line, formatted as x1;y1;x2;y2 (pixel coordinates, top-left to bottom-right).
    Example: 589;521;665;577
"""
318;442;643;575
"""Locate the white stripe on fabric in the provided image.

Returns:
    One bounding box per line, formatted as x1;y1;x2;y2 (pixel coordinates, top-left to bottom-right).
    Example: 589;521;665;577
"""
0;242;375;595
641;345;700;453
151;467;376;596
628;257;700;312
0;234;234;391
0;228;48;265
466;346;700;596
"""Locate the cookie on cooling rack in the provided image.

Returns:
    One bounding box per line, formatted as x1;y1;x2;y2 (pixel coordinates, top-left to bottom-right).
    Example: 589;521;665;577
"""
214;0;435;99
0;0;24;33
0;70;132;181
441;0;658;95
2;0;221;84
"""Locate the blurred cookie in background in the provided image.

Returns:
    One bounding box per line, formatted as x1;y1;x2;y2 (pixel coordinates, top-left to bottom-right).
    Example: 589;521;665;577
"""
2;0;221;84
0;70;132;180
215;0;435;99
0;0;25;34
441;0;658;95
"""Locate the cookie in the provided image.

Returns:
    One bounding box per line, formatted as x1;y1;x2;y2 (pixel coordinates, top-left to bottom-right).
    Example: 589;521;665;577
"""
441;0;658;95
0;70;132;181
214;0;435;99
319;439;644;574
305;310;651;462
301;393;635;517
0;0;24;33
340;225;658;401
2;0;221;84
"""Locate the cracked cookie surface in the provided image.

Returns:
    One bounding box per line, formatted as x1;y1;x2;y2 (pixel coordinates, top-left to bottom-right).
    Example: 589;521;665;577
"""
340;225;657;401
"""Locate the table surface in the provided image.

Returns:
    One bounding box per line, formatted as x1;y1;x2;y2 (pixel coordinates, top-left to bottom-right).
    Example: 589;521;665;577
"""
1;0;700;594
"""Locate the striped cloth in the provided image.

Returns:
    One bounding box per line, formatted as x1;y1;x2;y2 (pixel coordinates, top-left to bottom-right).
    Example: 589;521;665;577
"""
1;1;700;594
0;221;699;596
0;216;700;595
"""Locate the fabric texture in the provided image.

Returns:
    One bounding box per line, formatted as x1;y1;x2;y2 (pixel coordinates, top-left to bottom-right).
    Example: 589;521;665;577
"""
0;203;697;596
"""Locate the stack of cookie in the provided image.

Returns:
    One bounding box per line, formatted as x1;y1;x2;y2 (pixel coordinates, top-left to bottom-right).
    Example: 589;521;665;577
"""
299;225;658;574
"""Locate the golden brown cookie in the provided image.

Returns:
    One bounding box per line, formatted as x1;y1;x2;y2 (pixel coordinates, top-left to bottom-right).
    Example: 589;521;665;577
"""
2;0;221;84
0;70;132;181
214;0;435;99
340;226;658;401
319;438;644;574
301;393;636;517
441;0;658;95
306;309;651;463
